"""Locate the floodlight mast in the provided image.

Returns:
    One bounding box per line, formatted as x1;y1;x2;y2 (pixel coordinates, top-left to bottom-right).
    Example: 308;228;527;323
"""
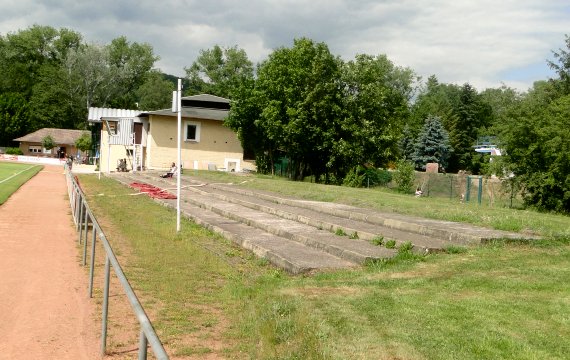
176;79;182;232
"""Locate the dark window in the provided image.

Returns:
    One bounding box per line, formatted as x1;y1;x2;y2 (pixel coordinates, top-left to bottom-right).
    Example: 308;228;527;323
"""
186;124;197;141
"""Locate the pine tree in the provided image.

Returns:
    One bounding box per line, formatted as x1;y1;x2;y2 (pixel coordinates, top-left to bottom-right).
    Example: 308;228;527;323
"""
412;115;453;171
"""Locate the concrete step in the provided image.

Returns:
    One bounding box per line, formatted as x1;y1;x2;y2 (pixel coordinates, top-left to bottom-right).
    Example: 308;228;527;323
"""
116;173;398;265
175;180;451;253
190;180;539;244
110;174;363;273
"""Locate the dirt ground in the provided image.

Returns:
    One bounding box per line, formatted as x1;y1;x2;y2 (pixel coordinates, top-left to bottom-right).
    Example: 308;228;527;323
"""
0;165;100;359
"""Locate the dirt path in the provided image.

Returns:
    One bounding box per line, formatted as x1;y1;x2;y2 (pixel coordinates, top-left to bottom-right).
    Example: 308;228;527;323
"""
0;165;100;359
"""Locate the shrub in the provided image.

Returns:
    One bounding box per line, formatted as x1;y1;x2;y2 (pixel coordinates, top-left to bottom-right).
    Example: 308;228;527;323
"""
5;147;23;155
343;165;392;188
393;160;415;194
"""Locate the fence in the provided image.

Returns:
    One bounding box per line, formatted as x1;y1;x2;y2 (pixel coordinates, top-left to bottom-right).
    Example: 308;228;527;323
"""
65;167;169;359
414;172;522;208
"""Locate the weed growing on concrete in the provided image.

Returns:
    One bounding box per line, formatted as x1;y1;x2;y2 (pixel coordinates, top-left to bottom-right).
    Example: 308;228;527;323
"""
335;228;347;236
349;231;359;239
398;241;414;253
385;239;396;249
371;236;384;246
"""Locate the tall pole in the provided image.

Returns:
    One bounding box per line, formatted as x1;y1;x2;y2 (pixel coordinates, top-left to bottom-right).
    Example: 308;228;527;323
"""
176;79;182;232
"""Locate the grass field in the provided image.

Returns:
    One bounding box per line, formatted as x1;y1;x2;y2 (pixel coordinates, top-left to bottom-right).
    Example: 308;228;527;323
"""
0;161;43;205
79;173;570;359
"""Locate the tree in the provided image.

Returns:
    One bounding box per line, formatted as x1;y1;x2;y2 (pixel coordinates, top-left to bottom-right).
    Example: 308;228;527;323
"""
136;71;174;110
75;132;92;152
42;135;55;151
499;83;570;213
185;45;254;98
0;93;29;146
253;38;344;180
412;115;452;170
393;160;415;194
548;34;570;95
106;36;158;108
339;54;416;172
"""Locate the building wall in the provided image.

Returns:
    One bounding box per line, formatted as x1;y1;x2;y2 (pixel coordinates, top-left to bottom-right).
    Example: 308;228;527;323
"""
147;115;255;171
18;142;78;158
98;124;141;173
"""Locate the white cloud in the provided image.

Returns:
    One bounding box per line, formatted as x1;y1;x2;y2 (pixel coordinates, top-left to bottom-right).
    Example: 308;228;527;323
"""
0;0;568;91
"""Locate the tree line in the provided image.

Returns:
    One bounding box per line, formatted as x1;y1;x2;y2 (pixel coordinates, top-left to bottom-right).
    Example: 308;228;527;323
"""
1;25;568;212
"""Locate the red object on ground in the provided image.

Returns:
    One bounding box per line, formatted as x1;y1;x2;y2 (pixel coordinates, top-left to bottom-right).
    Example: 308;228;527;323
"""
130;182;177;199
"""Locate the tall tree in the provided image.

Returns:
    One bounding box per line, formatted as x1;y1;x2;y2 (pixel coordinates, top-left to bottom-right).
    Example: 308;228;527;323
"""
548;34;570;95
0;93;29;146
412;115;452;170
339;54;416;173
185;45;254;98
136;71;175;110
106;36;158;108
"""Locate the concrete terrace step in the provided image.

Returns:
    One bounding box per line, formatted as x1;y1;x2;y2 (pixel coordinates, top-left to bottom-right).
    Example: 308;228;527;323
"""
185;180;539;245
110;174;364;273
162;178;452;252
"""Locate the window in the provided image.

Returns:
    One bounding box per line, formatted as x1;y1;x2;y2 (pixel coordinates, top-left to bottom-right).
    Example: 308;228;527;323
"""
184;121;201;142
29;145;42;153
107;121;119;135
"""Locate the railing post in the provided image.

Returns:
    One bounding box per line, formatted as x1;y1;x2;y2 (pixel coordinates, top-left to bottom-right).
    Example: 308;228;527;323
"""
138;328;148;360
101;255;111;356
82;212;89;265
89;228;97;298
77;199;83;243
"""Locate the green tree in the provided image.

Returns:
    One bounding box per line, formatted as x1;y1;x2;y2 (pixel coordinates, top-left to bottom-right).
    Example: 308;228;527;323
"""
548;34;570;95
339;54;415;172
412;115;452;170
0;93;29;146
136;71;174;110
499;83;570;212
42;135;55;150
106;36;158;108
253;38;344;180
185;45;254;98
393;159;415;194
75;132;92;152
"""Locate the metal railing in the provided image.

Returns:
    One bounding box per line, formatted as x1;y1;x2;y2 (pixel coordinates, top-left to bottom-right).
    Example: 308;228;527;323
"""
65;167;169;359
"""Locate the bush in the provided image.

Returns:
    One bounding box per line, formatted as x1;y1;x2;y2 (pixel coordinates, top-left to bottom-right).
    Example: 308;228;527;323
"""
343;165;392;188
393;160;415;194
5;147;23;155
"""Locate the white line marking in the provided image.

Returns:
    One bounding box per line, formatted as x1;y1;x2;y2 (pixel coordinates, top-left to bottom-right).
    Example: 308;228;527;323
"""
0;165;41;185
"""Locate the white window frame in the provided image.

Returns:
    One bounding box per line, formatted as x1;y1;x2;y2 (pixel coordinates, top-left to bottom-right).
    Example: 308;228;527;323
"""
184;121;201;142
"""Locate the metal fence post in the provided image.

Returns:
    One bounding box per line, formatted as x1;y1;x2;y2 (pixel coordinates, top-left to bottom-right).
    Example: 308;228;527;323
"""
477;176;483;205
89;228;97;298
77;200;83;243
101;255;111;356
139;328;148;360
82;214;89;266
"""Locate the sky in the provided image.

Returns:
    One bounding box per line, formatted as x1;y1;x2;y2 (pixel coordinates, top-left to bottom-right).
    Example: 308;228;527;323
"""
1;0;568;92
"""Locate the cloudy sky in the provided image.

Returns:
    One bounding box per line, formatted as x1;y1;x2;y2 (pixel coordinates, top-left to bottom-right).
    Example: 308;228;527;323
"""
1;0;568;91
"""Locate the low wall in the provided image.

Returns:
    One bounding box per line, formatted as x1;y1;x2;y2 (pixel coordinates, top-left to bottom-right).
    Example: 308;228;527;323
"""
0;154;64;165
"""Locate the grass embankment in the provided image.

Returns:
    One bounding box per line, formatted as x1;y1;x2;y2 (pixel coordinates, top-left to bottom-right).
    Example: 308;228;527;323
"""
80;174;570;359
0;161;43;204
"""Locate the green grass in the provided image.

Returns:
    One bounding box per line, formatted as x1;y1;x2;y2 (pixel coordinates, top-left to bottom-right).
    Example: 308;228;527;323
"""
182;170;570;239
0;161;43;204
79;174;570;359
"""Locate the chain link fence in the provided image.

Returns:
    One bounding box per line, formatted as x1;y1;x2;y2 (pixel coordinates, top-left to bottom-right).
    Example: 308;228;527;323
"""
412;172;522;208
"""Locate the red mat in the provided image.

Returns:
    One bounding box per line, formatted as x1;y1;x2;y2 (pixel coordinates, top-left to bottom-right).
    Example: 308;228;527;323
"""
130;182;177;199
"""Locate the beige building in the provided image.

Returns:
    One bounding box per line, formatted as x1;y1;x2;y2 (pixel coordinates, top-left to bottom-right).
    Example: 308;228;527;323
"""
14;128;89;159
91;94;254;173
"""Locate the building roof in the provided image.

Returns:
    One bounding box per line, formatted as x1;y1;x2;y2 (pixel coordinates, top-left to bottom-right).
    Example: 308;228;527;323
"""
88;107;142;123
181;93;230;110
14;128;89;145
139;107;229;121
